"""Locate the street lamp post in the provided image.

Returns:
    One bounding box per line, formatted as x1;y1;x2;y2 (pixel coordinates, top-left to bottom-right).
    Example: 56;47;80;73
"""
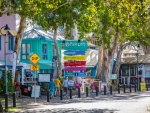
136;44;140;91
0;24;10;94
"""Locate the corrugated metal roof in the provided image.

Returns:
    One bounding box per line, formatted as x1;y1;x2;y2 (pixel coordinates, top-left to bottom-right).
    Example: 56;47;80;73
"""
23;26;65;40
122;54;150;64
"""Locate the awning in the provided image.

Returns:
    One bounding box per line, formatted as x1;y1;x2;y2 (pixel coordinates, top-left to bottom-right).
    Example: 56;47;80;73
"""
0;28;17;36
0;28;6;35
9;30;17;36
0;65;23;69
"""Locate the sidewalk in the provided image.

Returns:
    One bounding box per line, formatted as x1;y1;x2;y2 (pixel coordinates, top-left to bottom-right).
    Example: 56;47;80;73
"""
2;89;142;112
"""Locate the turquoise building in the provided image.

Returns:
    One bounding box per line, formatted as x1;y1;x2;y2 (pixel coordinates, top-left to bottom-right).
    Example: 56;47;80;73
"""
20;27;64;84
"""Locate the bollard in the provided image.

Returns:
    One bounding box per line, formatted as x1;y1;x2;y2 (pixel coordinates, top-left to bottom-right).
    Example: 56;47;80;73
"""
124;84;126;93
146;83;148;91
86;87;88;97
96;86;98;96
118;84;120;94
130;84;132;93
5;93;8;112
47;90;50;102
60;89;63;100
135;84;136;92
104;86;106;95
78;88;81;98
13;92;16;107
70;88;72;99
110;86;112;95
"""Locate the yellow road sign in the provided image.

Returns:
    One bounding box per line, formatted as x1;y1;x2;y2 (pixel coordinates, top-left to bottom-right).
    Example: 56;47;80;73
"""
64;56;86;60
30;64;40;71
29;53;40;64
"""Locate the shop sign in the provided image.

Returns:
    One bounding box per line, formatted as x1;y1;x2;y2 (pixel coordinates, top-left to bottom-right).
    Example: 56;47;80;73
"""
66;72;86;77
64;56;86;60
64;51;85;55
64;40;88;51
38;74;50;82
101;82;107;91
29;53;40;64
30;64;40;71
140;82;146;91
68;80;75;86
64;61;86;66
109;74;117;80
64;67;86;71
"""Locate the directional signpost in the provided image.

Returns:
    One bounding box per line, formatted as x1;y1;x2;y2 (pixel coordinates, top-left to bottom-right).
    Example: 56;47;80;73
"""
63;40;87;78
29;53;40;103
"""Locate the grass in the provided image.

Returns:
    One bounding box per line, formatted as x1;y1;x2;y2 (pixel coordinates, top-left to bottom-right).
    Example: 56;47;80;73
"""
2;106;23;112
0;96;22;102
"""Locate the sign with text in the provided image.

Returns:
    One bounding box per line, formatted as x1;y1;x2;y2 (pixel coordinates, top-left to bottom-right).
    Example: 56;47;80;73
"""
109;74;117;80
30;64;40;71
64;51;85;55
66;72;86;77
64;67;86;71
64;56;86;61
38;74;50;82
29;53;40;64
64;40;88;51
64;61;86;66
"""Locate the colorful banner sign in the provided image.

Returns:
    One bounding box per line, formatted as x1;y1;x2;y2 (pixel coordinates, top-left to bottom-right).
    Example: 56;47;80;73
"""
66;72;86;77
64;67;86;71
64;61;86;66
64;51;85;55
64;56;86;60
64;40;88;51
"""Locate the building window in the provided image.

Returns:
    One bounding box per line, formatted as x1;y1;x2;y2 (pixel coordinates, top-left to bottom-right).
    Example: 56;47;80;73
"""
52;45;56;56
0;36;1;50
8;35;14;51
42;44;47;60
22;43;30;59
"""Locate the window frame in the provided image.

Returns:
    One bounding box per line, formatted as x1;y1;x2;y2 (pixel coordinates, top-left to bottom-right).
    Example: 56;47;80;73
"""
42;43;48;60
8;35;14;51
21;43;30;60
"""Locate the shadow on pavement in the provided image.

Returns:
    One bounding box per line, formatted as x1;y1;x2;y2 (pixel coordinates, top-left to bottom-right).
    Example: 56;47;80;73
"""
15;108;119;113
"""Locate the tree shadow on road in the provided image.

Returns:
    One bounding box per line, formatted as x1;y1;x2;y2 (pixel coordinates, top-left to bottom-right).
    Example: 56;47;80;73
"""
25;108;119;113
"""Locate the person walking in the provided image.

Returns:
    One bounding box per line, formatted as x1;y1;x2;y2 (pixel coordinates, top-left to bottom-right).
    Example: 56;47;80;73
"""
49;79;56;99
63;77;69;97
54;77;61;96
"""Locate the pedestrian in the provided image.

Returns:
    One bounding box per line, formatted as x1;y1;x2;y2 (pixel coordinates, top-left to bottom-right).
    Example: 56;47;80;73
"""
63;77;69;97
49;79;56;99
54;77;61;96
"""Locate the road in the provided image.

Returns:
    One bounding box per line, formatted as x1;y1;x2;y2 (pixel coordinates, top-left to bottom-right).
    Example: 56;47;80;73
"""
12;91;150;113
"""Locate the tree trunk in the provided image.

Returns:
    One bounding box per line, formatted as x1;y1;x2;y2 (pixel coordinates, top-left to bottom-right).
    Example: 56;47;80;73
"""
114;42;131;84
142;46;150;54
101;32;119;83
53;28;62;77
14;16;26;56
96;45;103;79
14;16;26;82
114;48;122;75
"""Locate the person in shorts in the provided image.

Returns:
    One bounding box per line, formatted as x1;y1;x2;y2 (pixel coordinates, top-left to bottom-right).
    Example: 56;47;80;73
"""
63;77;68;97
54;77;61;96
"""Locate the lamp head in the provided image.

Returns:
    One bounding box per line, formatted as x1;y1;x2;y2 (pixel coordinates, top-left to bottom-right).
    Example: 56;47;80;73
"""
4;24;10;30
137;44;140;48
